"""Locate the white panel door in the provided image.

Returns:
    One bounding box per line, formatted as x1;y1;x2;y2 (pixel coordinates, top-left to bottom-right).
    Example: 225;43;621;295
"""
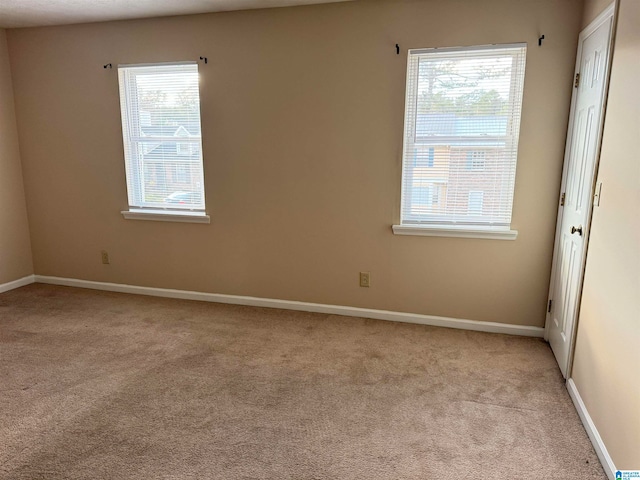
547;7;614;378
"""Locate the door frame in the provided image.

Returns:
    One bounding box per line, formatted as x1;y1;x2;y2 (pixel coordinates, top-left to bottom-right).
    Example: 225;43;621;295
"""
544;2;617;377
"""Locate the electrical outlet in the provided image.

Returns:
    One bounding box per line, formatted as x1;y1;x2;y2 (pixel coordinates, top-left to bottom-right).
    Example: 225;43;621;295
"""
359;272;371;288
101;250;110;265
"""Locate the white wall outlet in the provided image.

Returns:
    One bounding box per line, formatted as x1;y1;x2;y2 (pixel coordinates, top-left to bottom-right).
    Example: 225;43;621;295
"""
359;272;371;288
101;250;110;265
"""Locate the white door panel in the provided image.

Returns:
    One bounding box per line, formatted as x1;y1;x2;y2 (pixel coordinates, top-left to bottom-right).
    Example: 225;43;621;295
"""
547;7;614;378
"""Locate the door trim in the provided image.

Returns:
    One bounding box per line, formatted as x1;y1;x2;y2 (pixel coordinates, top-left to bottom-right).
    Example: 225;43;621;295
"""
544;2;617;378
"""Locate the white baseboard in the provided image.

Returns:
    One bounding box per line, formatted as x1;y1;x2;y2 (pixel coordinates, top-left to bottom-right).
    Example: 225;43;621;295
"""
566;378;617;480
8;274;613;476
33;275;544;337
0;274;35;294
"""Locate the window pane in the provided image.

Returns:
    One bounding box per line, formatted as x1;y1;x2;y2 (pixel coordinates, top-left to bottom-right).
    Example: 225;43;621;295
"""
401;44;526;228
118;63;206;212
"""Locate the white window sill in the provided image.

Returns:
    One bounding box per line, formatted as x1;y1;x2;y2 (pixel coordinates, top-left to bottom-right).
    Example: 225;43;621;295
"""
392;224;517;240
121;209;210;224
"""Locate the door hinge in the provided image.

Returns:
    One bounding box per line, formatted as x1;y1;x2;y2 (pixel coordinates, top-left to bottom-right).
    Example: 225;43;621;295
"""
574;73;580;88
548;299;553;313
560;192;566;206
593;182;602;206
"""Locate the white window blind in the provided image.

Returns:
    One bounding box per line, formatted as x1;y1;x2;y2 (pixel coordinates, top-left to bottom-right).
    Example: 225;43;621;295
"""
118;62;206;213
400;44;527;229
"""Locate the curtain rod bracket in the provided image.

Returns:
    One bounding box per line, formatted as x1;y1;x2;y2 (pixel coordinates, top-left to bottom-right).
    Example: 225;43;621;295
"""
396;44;400;55
538;35;545;46
103;63;112;69
199;56;208;64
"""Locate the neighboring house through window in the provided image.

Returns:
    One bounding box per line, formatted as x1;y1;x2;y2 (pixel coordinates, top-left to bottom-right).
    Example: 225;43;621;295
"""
468;191;484;216
411;183;435;208
465;150;486;170
175;164;190;183
414;147;435;167
117;62;206;217
397;43;526;236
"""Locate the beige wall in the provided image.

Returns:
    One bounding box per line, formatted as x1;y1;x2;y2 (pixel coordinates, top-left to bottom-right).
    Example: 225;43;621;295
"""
0;29;33;285
572;0;640;469
7;0;583;326
582;0;613;27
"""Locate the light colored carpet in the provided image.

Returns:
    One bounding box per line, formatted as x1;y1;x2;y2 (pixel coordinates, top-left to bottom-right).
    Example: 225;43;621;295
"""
0;284;605;479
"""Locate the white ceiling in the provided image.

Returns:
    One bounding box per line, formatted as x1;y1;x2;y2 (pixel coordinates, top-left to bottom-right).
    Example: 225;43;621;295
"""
0;0;354;29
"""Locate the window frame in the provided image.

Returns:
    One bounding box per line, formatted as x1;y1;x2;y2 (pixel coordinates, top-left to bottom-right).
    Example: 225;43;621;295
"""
117;61;209;224
394;43;526;240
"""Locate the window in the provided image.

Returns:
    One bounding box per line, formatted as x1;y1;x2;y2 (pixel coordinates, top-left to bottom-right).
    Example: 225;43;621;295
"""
175;164;190;183
465;150;486;170
414;147;435;167
411;183;436;208
395;44;526;239
177;142;192;156
468;191;484;216
118;62;207;222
